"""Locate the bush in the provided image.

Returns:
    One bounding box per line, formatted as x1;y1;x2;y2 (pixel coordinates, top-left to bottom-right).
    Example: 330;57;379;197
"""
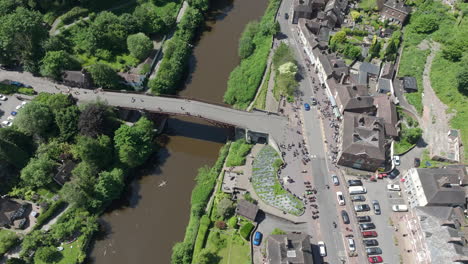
239;222;254;240
61;7;89;25
0;231;18;255
225;139;253;167
215;221;226;230
18;87;35;95
238;22;259;59
192;215;211;259
271;228;286;235
0;84;18;95
34;200;67;230
227;216;238;229
127;33;153;60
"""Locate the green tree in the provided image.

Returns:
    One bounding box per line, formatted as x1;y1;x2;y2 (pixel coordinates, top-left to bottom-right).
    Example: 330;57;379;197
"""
0;130;31;169
238;22;259;59
20;155;56;188
442;44;463;62
34;93;74;113
36;140;72;161
189;0;209;12
330;30;347;45
350;10;361;22
0;127;33;155
6;258;26;264
40;50;79;80
0;232;18;255
114;117;155;168
88;63;119;88
55;106;80;142
343;44;361;59
413;15;439;33
456;67;468;95
171;242;192;264
78;102;118;137
95;168;125;205
34;246;62;263
20;230;52;257
384;40;398;61
216;198;235;219
369;36;381;59
13;102;54;138
197;249;220;264
127;33;153;60
72;135;113;169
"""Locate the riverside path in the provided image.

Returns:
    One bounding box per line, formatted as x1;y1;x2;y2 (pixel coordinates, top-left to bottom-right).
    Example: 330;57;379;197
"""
0;70;288;143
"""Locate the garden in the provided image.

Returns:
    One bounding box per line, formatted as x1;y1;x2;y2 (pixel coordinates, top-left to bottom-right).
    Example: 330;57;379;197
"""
272;43;299;101
251;146;304;216
394;108;422;155
225;139;253;167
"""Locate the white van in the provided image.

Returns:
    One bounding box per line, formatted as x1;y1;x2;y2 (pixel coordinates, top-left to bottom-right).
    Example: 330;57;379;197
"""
349;186;367;194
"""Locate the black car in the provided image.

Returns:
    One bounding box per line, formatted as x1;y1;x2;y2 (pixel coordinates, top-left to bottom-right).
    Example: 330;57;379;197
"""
414;158;421;167
284;12;289;19
363;239;379;247
357;216;372;222
355;204;371;212
351;195;366;202
348;179;363;186
366;247;382;255
389;169;400;179
360;223;376;230
341;210;350;224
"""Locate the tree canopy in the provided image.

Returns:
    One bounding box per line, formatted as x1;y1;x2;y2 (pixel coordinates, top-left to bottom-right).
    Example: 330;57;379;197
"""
88;63;120;88
40;50;80;80
72;135;113;169
13;102;54;138
78;102;118;138
20;155;56;188
127;32;153;60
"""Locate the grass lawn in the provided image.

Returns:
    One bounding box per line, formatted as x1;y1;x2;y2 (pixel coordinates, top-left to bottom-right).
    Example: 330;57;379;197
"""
78;53;139;72
358;0;377;11
204;229;251;264
252;67;271;110
35;235;87;264
394;139;414;155
420;150;452;168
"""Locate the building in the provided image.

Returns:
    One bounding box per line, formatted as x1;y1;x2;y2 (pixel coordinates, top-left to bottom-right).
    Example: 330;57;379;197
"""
380;62;394;80
337;112;387;171
378;0;411;24
53;160;77;186
403;167;467;208
0;198;26;228
62;70;92;89
293;4;313;24
358;62;380;85
374;95;399;137
403;206;468;263
267;234;314;264
376;78;393;94
236;199;259;222
328;79;375;113
401;76;418;92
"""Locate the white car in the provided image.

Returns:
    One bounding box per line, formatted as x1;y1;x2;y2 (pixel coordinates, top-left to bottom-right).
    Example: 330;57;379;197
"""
336;191;345;206
392;204;408;212
318;241;327;257
347;238;356;252
393;155;401;166
7;115;14;121
1;120;12;127
0;94;7;101
387;184;401;191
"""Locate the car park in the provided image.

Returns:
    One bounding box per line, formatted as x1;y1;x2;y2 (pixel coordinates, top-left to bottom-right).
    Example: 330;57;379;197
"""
362;231;378;238
357;216;372;222
347;238;356;252
389;169;400;179
366;247;382;255
355;204;371;212
318;241;327;257
253;231;263;246
304;103;310;111
351;195;366;202
332;175;339;185
360;223;376;230
393;155;401;166
363;239;379;247
336;191;345;206
0;94;7;101
368;256;383;263
348;179;363;186
392;204;408;212
387;184;401;191
341;210;350;224
372;200;381;215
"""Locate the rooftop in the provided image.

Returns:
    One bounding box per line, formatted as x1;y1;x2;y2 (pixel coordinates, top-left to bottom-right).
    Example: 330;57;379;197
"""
236;199;259;222
416;167;466;206
267;234;314;264
374;95;398;137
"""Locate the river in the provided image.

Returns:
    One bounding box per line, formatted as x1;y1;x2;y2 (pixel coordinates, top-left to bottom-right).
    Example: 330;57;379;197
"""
88;0;268;263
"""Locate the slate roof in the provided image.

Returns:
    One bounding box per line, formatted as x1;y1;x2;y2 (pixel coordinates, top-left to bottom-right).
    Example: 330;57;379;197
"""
359;62;380;76
267;234;314;264
416;168;466;206
0;198;22;226
384;0;411;14
402;76;417;91
236;199;259;222
53;160;77;185
380;62;394;79
294;4;312;12
341;112;386;160
377;78;392;93
374;95;398;137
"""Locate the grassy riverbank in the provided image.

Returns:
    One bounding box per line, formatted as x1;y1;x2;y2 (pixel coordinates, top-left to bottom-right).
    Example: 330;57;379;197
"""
223;0;281;109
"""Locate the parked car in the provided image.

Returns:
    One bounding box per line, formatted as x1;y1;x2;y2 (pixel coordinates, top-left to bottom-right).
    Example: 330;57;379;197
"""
351;195;366;202
304;103;310;111
311;97;317;105
284;12;289;19
253;232;263;246
10;81;24;87
341;210;350;224
355;204;370;212
372;200;381;215
0;94;7;101
336;191;345;206
347;238;356;252
360;223;376;230
389;169;400;179
7;115;14;121
11;111;17;116
318;241;327;257
1;120;12;127
362;231;378;238
392;204;409;212
414;158;421;167
363;239;379;247
377;173;387;179
366;247;382;255
368;256;383;263
332;174;339;185
387;184;401;191
348;179;363;186
357;216;372;222
393;155;401;166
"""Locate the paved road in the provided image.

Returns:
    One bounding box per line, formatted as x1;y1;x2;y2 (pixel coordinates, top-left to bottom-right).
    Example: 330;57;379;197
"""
0;70;288;143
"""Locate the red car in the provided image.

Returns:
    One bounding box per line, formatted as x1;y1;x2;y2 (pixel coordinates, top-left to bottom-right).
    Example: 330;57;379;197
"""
362;231;378;238
378;173;387;179
368;256;383;263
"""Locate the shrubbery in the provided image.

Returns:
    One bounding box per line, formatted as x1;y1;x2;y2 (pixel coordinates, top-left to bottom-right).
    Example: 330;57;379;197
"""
225;139;253;167
192;215;211;259
34;200;67;230
61;6;89;25
239;222;254;240
0;231;19;256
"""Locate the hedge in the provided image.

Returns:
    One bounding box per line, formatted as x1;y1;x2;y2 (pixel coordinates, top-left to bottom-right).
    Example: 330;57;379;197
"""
192;215;211;259
33;200;67;230
239;222;254;241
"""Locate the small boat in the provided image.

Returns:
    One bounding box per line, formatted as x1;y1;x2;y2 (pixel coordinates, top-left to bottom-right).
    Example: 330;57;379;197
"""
158;181;167;187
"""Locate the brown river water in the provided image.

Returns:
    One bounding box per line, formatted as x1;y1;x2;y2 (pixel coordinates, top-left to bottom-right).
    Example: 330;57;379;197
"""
88;0;268;263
